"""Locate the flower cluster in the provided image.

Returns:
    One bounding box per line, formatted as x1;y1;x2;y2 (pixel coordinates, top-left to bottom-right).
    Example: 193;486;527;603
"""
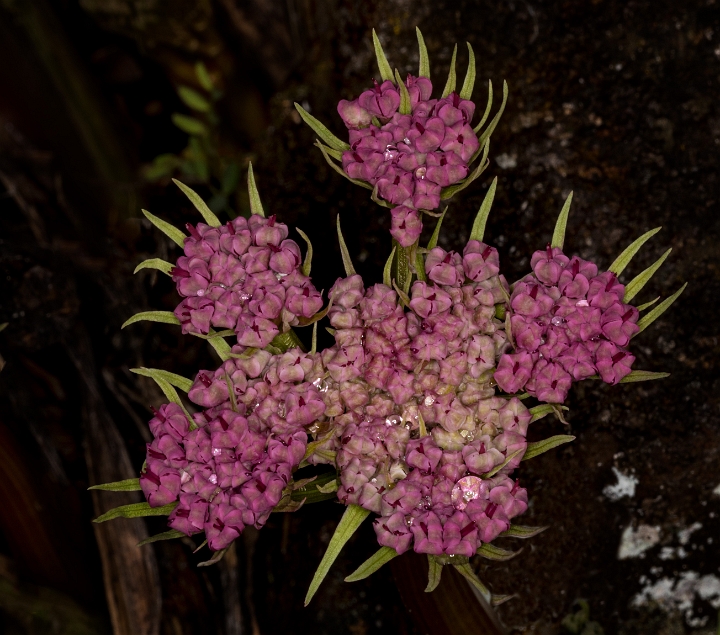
172;215;323;347
140;348;327;551
309;242;530;555
495;245;639;403
337;76;480;247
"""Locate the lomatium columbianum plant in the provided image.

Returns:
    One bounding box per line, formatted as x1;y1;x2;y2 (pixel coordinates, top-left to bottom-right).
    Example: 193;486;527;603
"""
93;29;686;606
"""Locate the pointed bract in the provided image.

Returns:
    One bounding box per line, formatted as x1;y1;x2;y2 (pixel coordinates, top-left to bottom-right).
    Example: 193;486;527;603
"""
551;191;573;250
469;177;498;242
441;44;458;98
459;42;476;101
173;179;221;227
609;227;662;275
416;27;430;78
372;29;395;83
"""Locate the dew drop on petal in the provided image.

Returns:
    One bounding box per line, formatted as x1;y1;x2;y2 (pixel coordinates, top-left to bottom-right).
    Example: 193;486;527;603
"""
385;415;402;426
403;137;411;145
197;289;205;296
312;378;329;393
415;166;427;180
451;476;485;511
209;473;218;485
551;316;564;326
424;395;435;407
212;447;222;456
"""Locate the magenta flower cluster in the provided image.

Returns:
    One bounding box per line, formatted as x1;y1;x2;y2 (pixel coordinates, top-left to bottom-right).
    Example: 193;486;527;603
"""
495;245;638;403
337;76;479;247
306;243;529;556
140;347;327;551
172;215;322;348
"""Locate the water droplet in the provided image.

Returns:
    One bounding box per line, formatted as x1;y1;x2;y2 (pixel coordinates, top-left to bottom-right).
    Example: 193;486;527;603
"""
197;289;205;296
312;377;329;393
416;495;432;510
239;292;251;302
538;353;544;359
551;316;564;326
576;299;589;307
371;477;377;483
466;432;475;442
403;136;411;145
424;395;435;407
539;338;546;345
460;430;469;438
384;144;398;161
212;447;222;456
451;476;485;511
308;422;320;434
415;166;427;180
277;404;286;418
407;517;414;527
385;415;402;426
209;473;218;485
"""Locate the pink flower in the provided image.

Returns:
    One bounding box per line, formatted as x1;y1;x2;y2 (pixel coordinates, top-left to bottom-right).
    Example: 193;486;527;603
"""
531;245;570;285
600;303;640;347
374;512;414;554
588;272;625;310
494;351;535;394
425;151;468;186
390;206;423;247
337;99;373;129
358;80;401;119
595;341;635;384
557;342;597;380
376;167;415;204
425;248;464;286
439;123;479;162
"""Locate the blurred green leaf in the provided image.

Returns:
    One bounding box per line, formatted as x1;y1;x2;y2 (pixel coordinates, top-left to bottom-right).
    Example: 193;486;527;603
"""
305;504;370;605
144;153;181;181
372;29;395;83
93;501;177;523
624;248;671;302
469;177;497;242
416;27;430;78
453;563;491;601
141;209;186;247
551;191;574;250
88;478;141;492
636;282;687;333
221;162;241;195
195;62;214;92
133;258;173;275
441;44;458;98
459;42;476;100
172;113;208;136
608;227;662;276
178;85;211;113
173;179;221;227
294;103;350;152
345;546;398;582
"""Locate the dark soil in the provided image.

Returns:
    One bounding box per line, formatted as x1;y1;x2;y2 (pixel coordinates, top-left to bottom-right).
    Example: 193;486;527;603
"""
0;1;718;634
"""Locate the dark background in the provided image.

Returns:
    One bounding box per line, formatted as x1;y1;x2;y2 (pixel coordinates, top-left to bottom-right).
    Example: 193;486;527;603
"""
0;1;718;634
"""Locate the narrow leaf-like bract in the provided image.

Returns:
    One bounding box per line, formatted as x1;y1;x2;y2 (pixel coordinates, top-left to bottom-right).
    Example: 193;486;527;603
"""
137;529;186;547
608;227;662;275
296;228;314;277
425;555;443;592
142;209;186;247
311;321;318;355
372;29;395;83
529;403;556;423
477;80;508;145
345;546;398;582
469;177;497;242
427;208;447;250
247;163;265;217
624;248;672;302
523;435;575;461
477;543;521;561
336;215;356;276
93;501;178;523
637;297;660;311
636;283;687;333
415;249;427;282
395;69;412;115
133;258;173;276
207;331;232;361
88;478;141;492
441;44;458;98
130;367;193;393
178;86;211;112
304;504;371;605
474;80;493;132
459;42;476;100
173;179;222;227
619;370;670;383
294;103;350;151
453;563;491;602
416;27;430;78
498;524;549;539
551;191;573;249
440;138;490;199
481;447;523;478
383;245;396;287
121;311;180;329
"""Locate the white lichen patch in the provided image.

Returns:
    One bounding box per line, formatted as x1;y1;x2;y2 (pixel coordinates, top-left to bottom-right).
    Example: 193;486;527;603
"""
633;572;720;627
618;525;661;559
678;522;702;545
603;467;638;501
